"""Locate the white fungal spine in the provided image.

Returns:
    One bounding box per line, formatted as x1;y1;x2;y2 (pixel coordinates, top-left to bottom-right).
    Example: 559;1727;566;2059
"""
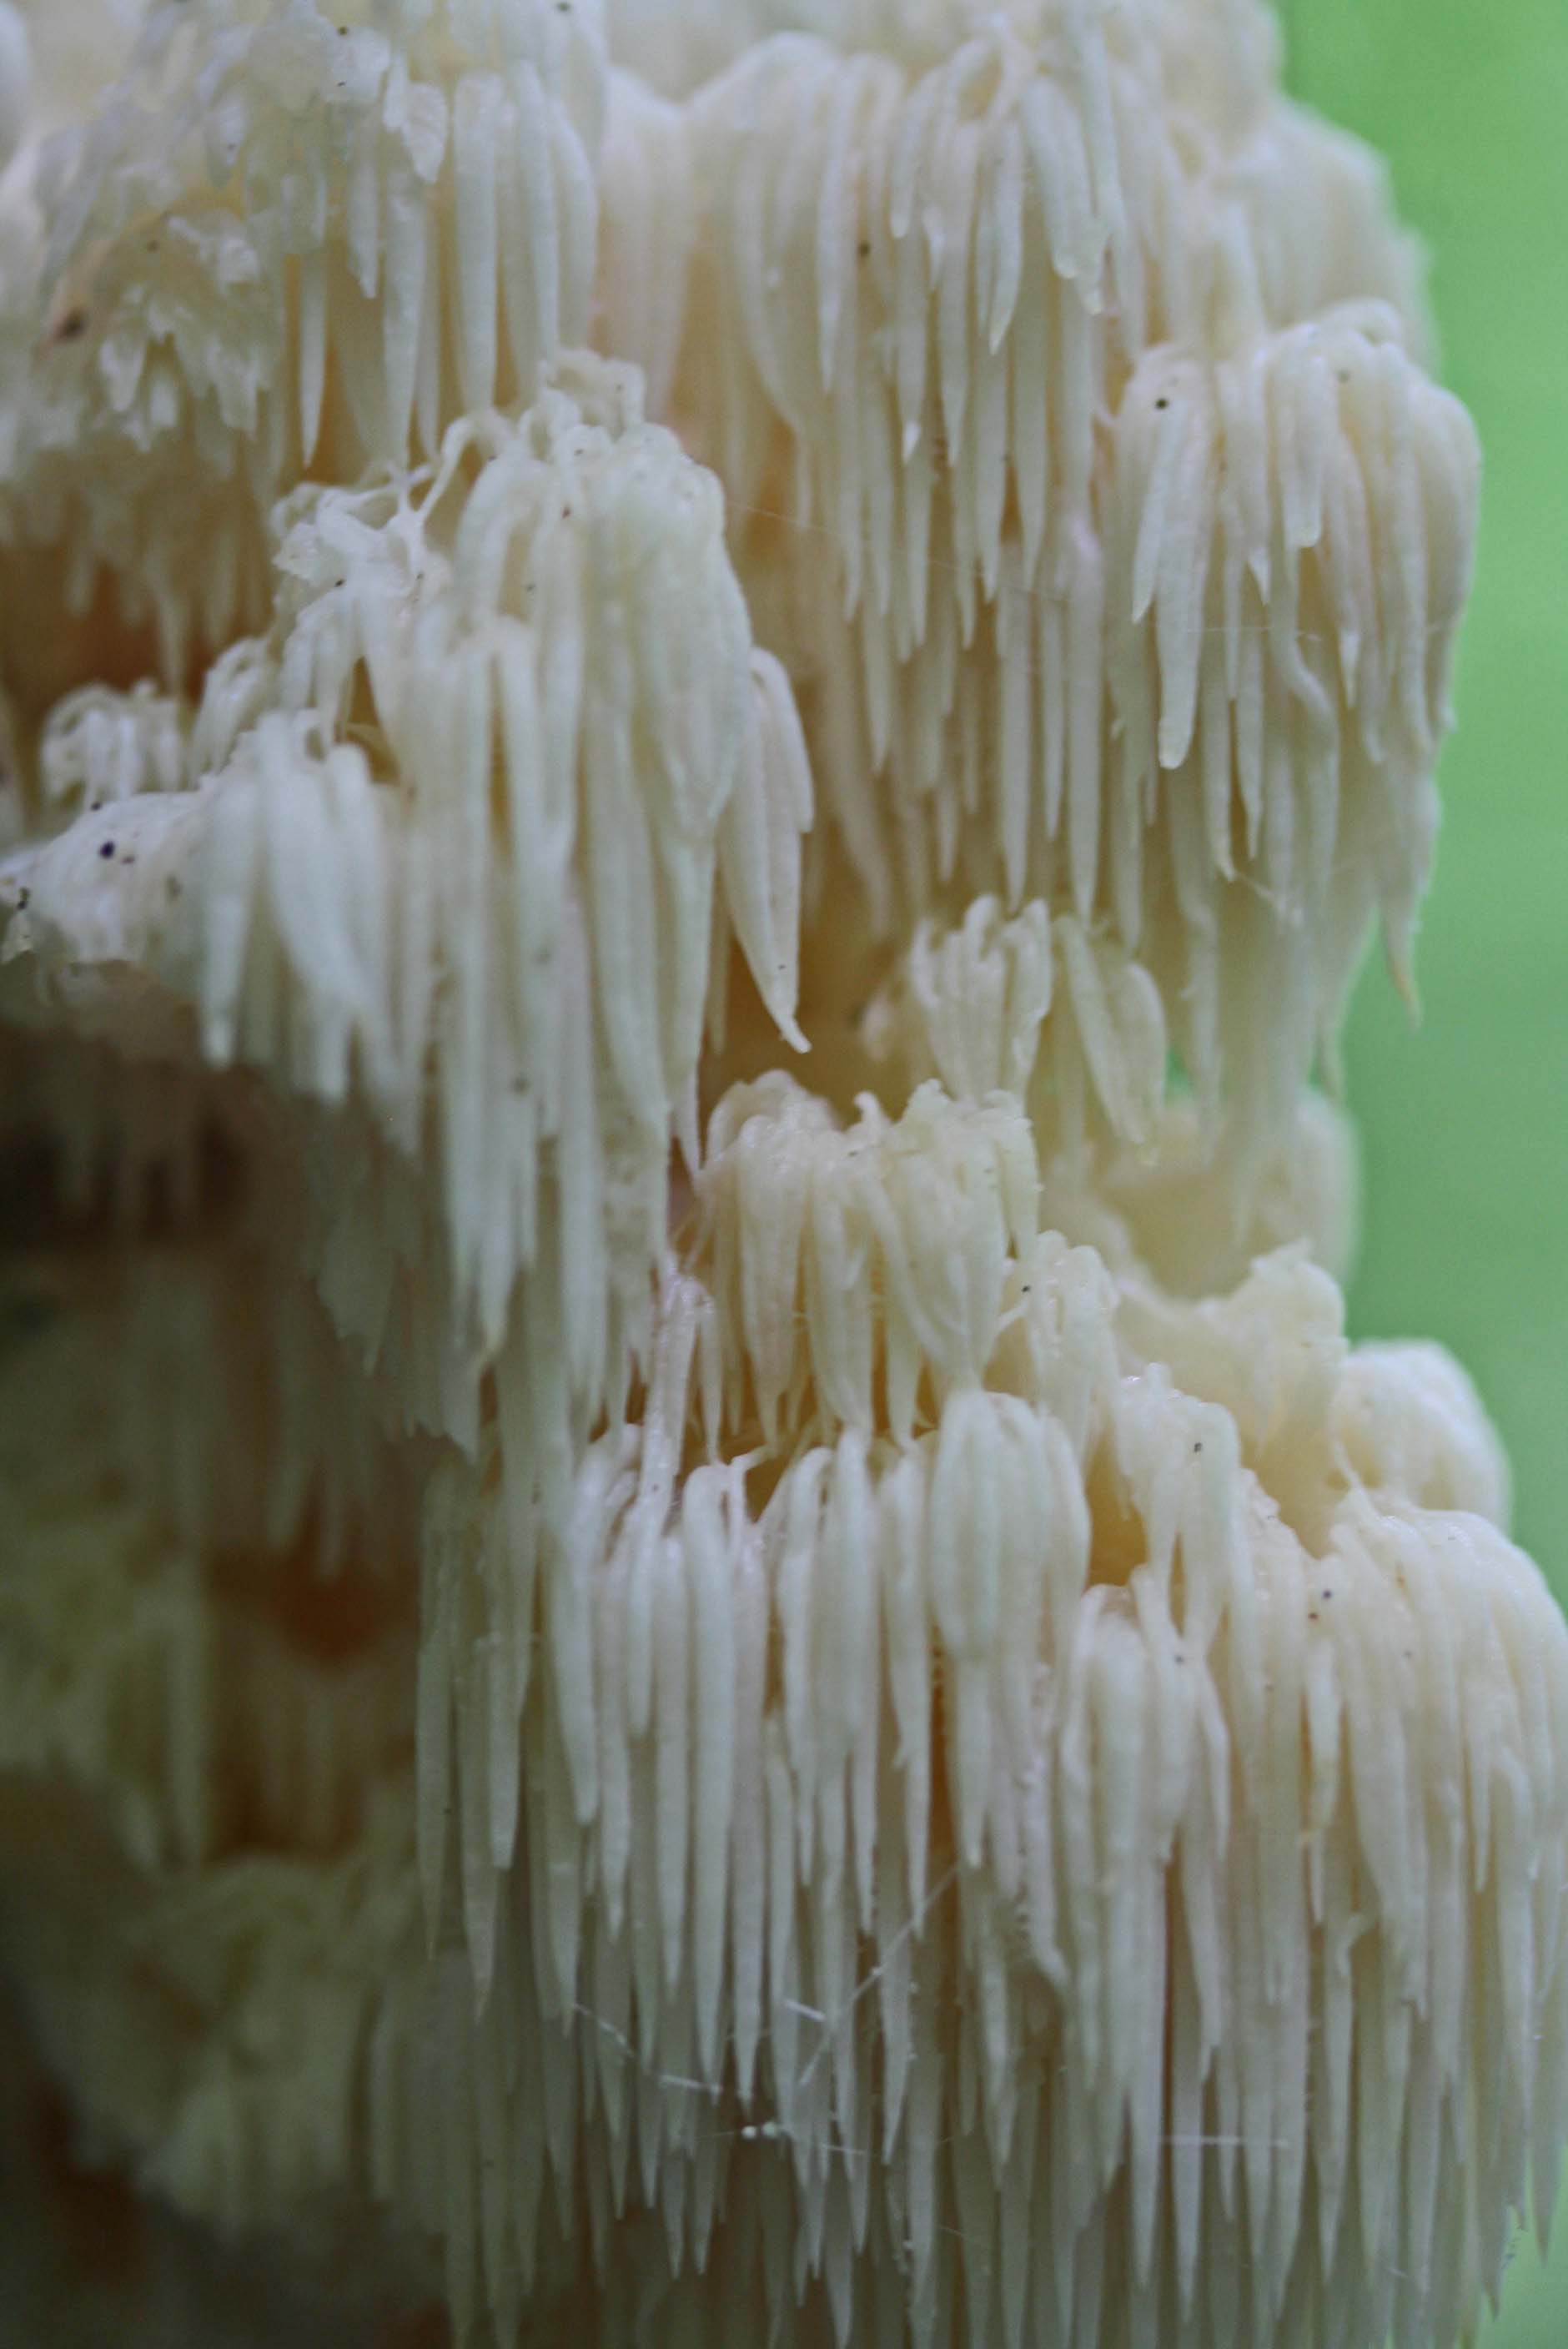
862;895;1168;1153
694;1074;1039;1444
594;69;695;418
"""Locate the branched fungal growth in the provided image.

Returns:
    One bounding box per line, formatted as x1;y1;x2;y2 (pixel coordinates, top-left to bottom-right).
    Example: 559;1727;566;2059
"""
0;3;1562;2346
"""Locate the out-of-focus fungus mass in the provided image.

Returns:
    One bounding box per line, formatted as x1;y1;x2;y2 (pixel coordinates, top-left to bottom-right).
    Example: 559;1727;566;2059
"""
0;2;1561;2345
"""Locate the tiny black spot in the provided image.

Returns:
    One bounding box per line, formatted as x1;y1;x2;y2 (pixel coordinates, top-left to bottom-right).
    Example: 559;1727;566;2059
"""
1155;396;1169;410
1020;1283;1031;1295
1193;1440;1203;1455
1309;1610;1319;1623
858;240;871;260
122;854;135;866
16;888;28;908
57;308;88;342
99;840;115;858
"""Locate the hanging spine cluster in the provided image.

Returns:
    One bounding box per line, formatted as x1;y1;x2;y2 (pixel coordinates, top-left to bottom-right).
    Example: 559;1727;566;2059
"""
4;360;812;1401
5;0;611;672
621;8;1480;1145
403;1225;1568;2349
862;893;1168;1151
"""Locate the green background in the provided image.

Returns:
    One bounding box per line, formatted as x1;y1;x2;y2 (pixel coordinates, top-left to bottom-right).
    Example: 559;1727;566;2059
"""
1285;1;1568;2338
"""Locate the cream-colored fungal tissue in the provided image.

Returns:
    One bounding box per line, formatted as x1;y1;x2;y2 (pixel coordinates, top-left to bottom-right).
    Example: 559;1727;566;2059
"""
0;3;1561;2345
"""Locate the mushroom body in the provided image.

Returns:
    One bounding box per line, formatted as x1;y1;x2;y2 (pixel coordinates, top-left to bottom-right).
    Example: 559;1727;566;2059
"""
0;3;1563;2347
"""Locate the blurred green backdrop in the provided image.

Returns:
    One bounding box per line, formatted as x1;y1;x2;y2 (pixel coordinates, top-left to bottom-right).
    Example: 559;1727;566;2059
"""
1284;1;1568;2340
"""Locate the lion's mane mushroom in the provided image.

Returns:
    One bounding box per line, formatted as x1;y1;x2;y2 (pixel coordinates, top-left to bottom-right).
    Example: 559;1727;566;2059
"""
0;3;1564;2348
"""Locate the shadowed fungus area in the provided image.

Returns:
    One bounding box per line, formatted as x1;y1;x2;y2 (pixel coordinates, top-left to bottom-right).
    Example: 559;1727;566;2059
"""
1079;1440;1151;1592
0;5;1563;2349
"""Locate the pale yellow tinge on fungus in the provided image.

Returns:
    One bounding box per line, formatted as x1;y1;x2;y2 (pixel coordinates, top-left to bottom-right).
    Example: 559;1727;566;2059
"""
0;4;1563;2348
